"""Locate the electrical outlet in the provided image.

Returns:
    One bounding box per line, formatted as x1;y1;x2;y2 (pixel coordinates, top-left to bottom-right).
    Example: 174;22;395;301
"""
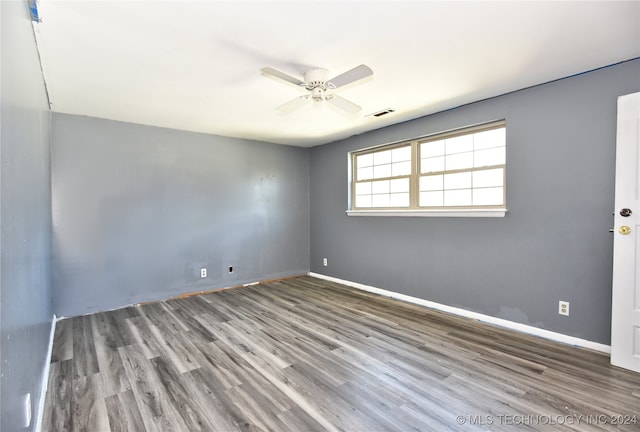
200;268;207;278
559;301;570;316
323;258;328;267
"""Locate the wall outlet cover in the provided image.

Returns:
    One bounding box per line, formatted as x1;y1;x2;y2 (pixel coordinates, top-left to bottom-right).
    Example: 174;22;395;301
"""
558;301;570;316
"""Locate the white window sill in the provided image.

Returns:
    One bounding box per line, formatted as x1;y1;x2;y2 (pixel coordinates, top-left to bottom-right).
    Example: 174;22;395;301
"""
346;209;507;218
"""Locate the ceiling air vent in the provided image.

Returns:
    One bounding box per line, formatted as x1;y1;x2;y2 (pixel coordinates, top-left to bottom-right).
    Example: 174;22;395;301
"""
367;108;395;118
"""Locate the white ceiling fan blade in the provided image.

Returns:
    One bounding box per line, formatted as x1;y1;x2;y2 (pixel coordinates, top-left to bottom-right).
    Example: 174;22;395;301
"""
261;67;305;88
326;95;362;113
276;95;309;114
327;64;373;89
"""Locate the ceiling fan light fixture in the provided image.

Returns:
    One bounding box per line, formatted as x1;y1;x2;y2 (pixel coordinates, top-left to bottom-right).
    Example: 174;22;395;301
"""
311;87;325;101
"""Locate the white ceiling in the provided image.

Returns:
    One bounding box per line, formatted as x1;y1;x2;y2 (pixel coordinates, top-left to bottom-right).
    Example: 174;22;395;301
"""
33;1;640;147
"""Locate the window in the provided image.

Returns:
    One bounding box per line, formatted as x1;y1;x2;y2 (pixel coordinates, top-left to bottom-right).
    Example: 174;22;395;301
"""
349;121;506;217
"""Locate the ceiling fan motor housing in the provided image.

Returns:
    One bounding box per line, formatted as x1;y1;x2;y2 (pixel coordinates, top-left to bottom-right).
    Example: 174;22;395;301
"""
304;68;329;86
304;68;330;100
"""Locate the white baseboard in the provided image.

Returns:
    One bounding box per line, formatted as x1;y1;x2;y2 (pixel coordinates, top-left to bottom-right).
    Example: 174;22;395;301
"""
34;314;57;432
308;272;611;354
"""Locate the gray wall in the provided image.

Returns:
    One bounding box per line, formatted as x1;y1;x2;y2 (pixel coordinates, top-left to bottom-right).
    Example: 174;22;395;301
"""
310;59;640;345
52;114;309;317
0;2;54;431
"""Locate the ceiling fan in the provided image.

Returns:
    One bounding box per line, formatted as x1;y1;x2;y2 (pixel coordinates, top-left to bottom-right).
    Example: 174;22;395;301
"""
261;64;373;114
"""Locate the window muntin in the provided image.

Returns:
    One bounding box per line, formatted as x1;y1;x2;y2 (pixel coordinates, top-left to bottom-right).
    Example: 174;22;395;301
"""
351;122;505;211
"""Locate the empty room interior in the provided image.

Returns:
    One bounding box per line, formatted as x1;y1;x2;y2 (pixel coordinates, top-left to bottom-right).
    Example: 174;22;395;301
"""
2;1;640;431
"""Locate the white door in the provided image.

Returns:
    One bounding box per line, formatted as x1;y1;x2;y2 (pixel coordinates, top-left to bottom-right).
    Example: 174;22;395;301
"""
611;92;640;373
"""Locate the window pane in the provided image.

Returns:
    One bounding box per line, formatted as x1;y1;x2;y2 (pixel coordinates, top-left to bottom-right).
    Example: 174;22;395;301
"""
372;194;391;207
357;166;373;180
446;152;473;171
420;191;444;207
373;164;392;179
390;178;409;193
392;161;411;176
355;182;371;195
444;189;472;206
473;187;504;205
355;195;372;208
474;128;505;150
357;153;374;168
444;172;471;190
371;180;390;194
421;140;445;157
390;193;410;207
421;156;445;173
474;147;505;167
392;146;411;162
419;175;443;191
473;168;503;188
446;134;473;154
373;149;392;165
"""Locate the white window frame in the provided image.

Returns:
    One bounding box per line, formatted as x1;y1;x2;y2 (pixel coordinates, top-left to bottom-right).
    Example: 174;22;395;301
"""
347;121;507;218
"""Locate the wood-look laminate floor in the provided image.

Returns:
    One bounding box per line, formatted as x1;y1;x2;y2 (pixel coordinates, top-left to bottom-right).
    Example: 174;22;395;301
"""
43;276;640;432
